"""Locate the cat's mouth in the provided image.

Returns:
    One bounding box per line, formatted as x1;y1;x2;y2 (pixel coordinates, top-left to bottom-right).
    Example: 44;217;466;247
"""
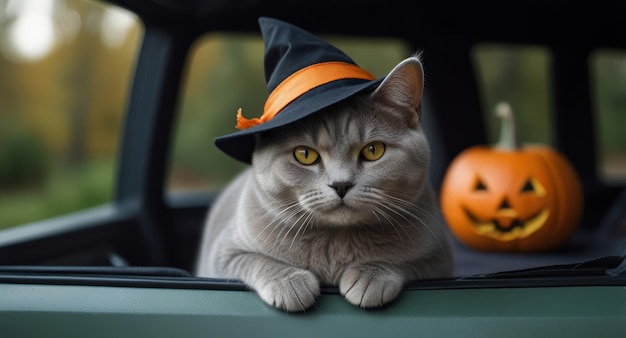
463;207;549;241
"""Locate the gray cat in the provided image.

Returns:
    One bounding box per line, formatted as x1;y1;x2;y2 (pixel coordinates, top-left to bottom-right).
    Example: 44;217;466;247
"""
195;55;454;312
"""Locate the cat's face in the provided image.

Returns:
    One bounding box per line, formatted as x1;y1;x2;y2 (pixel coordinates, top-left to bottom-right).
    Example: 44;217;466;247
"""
251;55;429;227
246;58;429;226
252;96;430;226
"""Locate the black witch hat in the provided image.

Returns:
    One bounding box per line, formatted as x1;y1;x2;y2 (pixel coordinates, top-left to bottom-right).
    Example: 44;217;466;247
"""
215;17;383;163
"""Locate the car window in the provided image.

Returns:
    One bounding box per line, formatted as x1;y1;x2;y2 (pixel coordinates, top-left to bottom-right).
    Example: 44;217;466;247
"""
167;33;411;194
0;0;141;230
592;49;626;182
170;38;626;196
473;44;626;183
472;44;552;146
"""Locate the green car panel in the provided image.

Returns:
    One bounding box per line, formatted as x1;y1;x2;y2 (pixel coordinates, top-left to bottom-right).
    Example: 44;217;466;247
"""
2;283;626;338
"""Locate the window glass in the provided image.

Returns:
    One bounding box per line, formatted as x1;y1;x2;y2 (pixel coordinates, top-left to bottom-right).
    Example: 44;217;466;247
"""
0;0;141;229
472;44;551;146
591;49;626;182
168;33;410;193
473;45;626;183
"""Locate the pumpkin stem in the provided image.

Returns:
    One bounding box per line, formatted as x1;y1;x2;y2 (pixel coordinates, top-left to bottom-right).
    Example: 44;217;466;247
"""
495;102;521;150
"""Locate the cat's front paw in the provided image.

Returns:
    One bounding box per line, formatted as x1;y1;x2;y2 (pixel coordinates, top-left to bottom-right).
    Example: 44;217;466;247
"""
255;267;320;312
339;263;404;308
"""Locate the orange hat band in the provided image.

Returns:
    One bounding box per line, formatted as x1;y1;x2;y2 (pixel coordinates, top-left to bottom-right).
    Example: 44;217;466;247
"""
235;61;376;130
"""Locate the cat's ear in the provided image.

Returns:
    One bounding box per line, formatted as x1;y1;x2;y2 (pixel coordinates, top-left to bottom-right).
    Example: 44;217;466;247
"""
371;55;424;128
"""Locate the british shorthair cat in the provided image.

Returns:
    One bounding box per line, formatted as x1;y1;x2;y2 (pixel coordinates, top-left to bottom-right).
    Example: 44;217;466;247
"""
196;54;454;312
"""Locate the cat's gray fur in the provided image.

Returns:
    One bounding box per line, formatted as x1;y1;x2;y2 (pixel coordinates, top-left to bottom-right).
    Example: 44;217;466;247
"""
196;55;454;312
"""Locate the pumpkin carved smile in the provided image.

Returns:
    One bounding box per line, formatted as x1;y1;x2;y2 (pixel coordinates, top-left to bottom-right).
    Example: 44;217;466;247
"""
463;206;550;241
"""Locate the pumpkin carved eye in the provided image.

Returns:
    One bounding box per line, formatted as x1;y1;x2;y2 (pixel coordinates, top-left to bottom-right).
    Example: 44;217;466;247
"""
474;178;488;191
294;146;319;165
520;179;534;193
520;177;546;196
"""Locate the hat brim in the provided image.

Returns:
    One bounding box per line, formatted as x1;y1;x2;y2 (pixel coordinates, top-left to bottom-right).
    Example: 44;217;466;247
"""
215;77;383;163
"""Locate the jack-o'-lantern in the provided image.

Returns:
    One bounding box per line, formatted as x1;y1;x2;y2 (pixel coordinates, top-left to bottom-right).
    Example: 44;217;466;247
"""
440;102;583;252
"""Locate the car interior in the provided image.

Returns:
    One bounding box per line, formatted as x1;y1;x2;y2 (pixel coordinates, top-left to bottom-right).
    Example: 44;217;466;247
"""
0;0;625;289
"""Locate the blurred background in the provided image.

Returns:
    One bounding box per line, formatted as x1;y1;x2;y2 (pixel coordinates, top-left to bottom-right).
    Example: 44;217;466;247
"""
0;0;625;231
0;0;139;229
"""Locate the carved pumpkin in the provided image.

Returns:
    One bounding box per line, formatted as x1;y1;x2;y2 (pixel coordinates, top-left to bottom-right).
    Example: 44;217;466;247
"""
440;102;583;252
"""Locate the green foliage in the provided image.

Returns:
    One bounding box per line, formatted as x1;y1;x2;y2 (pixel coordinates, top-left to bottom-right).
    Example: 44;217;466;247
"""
595;51;626;154
472;44;551;146
0;160;113;230
169;36;266;189
0;0;136;229
0;116;50;188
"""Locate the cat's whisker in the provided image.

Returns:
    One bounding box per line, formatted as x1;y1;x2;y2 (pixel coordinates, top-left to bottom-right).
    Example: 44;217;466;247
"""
376;201;417;246
387;193;444;227
388;204;449;257
286;191;329;246
368;203;407;245
368;205;384;224
257;197;300;219
361;191;404;227
289;210;315;251
380;190;443;231
254;204;295;240
253;199;302;244
277;208;310;250
272;191;322;250
367;187;448;255
272;207;308;251
391;206;451;259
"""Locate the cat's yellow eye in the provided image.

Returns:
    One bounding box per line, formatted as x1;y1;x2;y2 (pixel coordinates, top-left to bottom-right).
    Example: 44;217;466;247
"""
361;141;385;161
293;146;320;165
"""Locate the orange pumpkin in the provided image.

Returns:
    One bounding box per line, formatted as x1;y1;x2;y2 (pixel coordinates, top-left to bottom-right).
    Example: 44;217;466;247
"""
440;102;583;252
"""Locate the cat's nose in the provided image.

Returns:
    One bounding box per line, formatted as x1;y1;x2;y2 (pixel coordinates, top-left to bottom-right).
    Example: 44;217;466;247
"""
329;181;353;198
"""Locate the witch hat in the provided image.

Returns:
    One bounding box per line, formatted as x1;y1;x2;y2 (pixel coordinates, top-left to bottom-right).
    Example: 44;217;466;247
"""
215;17;383;163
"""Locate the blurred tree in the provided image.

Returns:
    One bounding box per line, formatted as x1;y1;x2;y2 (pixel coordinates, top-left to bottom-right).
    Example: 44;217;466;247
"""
473;44;550;146
0;0;139;227
0;0;139;162
0;114;49;189
65;3;102;164
170;35;265;189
